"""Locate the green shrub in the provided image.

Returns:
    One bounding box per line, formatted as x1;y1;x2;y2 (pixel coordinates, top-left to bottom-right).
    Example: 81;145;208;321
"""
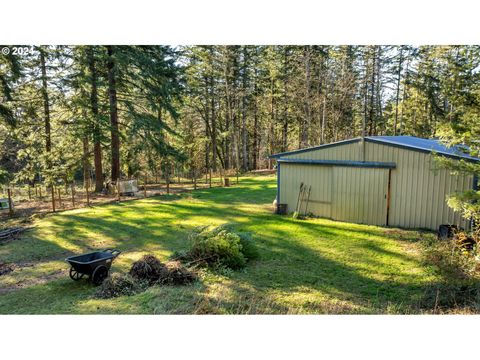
186;224;257;270
237;232;260;260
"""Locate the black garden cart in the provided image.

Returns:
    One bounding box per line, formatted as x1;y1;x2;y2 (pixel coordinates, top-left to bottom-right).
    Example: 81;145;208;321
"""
66;249;121;286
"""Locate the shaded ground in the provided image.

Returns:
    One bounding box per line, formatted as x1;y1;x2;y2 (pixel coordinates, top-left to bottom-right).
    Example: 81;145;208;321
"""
0;175;440;314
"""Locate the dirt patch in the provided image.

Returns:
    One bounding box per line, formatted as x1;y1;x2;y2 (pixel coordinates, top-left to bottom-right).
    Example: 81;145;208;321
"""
0;269;66;294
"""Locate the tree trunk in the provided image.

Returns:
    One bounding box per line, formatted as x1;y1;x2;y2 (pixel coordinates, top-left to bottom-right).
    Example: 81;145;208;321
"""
210;74;218;173
393;47;403;136
87;47;104;192
83;137;90;191
321;95;327;144
399;58;410;135
302;46;311;147
241;46;248;171
39;48;55;212
40;49;51;154
107;46;120;182
281;48;288;152
269;79;275;169
368;46;376;136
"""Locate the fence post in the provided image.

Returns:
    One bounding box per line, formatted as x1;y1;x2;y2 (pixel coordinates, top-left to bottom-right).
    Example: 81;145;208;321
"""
71;182;75;208
57;187;62;208
86;178;90;206
116;183;121;201
144;176;147;198
51;185;56;212
7;188;13;217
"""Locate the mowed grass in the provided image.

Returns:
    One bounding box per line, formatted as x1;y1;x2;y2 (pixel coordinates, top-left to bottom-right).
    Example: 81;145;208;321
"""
0;176;439;314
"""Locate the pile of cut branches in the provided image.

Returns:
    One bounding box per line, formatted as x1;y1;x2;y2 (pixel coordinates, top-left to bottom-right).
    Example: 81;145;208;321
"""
0;227;27;244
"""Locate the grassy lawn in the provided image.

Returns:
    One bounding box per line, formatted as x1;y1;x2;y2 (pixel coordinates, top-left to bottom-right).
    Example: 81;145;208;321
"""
0;175;439;314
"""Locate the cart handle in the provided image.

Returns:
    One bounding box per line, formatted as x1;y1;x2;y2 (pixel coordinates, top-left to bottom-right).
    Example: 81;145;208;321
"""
103;248;121;258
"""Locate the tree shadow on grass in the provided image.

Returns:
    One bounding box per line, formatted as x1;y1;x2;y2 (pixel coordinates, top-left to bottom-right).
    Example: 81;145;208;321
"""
1;179;441;314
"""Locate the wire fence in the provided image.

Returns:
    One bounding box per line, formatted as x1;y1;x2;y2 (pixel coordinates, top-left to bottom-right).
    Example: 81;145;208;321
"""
0;170;244;221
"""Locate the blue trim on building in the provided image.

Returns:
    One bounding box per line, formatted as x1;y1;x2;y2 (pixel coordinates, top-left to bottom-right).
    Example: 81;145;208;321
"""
277;158;396;169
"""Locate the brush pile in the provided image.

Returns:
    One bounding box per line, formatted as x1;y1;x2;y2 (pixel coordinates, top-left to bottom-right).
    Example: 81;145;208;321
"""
129;254;196;285
95;254;196;299
420;230;480;312
95;273;146;299
158;260;196;285
0;227;27;244
129;254;164;285
0;263;15;276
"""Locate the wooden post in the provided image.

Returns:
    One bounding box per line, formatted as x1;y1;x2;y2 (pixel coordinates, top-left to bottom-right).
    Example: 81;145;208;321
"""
35;185;38;197
51;185;56;212
57;187;62;208
193;168;197;190
386;169;392;226
71;182;75;208
39;185;43;200
116;183;120;201
209;168;212;188
86;179;90;206
7;188;13;217
144;175;147;198
28;186;32;200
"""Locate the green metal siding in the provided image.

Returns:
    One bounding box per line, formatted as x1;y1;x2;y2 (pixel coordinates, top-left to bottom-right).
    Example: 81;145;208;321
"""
277;140;473;230
280;163;333;217
332;167;388;226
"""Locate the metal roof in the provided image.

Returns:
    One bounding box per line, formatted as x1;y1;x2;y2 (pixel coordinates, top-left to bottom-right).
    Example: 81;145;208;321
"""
367;136;478;162
269;136;479;162
277;158;396;168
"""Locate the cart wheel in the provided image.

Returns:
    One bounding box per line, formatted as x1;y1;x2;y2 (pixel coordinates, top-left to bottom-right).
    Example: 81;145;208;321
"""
91;265;108;286
69;267;84;281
